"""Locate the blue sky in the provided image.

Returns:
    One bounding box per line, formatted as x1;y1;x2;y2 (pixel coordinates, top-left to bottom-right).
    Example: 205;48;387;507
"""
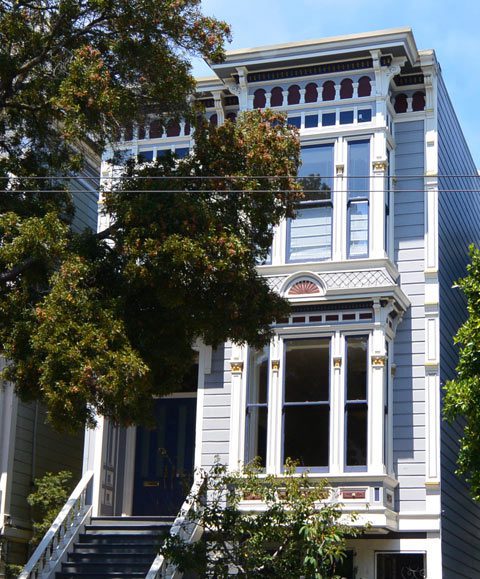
191;0;480;166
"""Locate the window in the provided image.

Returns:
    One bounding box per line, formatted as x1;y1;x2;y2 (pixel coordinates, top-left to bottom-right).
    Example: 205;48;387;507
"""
345;336;368;469
358;109;372;123
287;144;334;262
305;114;318;128
340;110;354;125
322;112;336;126
175;147;189;158
347;140;370;257
138;150;154;162
287;116;301;128
376;553;425;579
283;339;330;469
245;347;269;467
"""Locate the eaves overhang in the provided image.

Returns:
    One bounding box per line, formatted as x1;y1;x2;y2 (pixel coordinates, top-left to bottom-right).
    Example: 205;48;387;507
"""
210;27;420;80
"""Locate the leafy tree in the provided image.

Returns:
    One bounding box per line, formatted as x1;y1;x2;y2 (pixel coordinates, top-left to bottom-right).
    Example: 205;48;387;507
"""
444;245;480;499
163;460;359;578
27;470;74;544
0;0;302;432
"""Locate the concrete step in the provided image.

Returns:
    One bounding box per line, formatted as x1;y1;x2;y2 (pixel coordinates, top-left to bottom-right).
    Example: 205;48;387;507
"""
91;516;175;526
61;562;150;574
74;543;159;555
69;552;154;564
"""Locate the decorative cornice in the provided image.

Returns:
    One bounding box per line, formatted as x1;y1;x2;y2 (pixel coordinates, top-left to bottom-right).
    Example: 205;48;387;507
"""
240;56;392;84
230;361;244;373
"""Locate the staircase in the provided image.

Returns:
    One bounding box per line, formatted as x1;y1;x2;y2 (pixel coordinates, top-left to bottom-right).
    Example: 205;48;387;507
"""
55;516;174;579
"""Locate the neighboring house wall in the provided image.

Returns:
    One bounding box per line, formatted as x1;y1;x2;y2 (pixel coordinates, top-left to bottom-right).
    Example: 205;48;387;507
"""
437;72;480;578
392;119;426;513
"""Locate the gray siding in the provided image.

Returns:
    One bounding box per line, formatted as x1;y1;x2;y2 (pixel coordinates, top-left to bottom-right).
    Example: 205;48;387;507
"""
201;345;232;467
9;402;83;528
71;156;100;233
437;73;480;578
393;120;426;512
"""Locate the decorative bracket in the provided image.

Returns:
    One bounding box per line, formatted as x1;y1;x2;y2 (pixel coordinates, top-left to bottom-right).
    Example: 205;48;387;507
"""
230;361;244;374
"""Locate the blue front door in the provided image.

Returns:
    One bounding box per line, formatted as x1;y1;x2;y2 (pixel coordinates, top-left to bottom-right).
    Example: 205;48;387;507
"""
133;397;196;516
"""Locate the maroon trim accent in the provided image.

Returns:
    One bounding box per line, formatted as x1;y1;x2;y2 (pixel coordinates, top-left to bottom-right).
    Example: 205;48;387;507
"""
209;113;218;126
305;82;318;103
270;86;284;107
342;489;366;500
342;313;356;321
288;84;301;105
340;78;353;99
150;119;162;139
412;91;426;111
322;80;335;101
309;315;323;322
292;316;306;323
359;312;373;320
325;314;339;321
253;88;266;109
358;76;372;97
166;120;180;137
394;93;408;113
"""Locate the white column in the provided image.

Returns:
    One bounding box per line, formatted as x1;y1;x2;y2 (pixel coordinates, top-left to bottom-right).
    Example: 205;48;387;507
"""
83;416;107;517
330;332;343;474
228;343;246;470
353;82;359;99
212;90;225;125
0;377;18;530
406;95;413;112
265;91;271;108
268;336;282;474
334;84;340;101
333;138;346;261
370;157;387;259
368;301;390;474
299;88;306;104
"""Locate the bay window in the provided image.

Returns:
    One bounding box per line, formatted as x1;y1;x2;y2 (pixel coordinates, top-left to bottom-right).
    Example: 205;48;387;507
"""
347;140;370;258
242;329;387;475
287;144;334;262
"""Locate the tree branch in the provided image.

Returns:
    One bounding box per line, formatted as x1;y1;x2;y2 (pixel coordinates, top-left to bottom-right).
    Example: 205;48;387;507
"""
0;256;37;283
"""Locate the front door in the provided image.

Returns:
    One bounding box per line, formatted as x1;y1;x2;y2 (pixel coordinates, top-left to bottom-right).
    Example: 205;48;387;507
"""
132;396;197;516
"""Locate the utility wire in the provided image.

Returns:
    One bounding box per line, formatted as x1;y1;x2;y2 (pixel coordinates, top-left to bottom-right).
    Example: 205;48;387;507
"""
4;174;480;180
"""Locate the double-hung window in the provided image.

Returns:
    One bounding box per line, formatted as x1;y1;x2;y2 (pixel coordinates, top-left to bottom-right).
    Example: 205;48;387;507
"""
347;140;370;258
287;144;334;262
282;338;330;470
345;336;368;469
245;347;269;467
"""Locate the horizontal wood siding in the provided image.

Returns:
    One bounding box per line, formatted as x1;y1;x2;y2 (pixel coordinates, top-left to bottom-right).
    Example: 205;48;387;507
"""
437;73;480;577
393;120;426;512
9;402;83;529
201;345;231;467
71;159;99;233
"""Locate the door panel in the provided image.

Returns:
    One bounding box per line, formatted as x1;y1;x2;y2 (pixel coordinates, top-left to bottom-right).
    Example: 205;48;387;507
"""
133;397;196;516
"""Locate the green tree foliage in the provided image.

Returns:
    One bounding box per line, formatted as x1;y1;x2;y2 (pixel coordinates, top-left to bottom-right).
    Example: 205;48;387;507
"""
444;245;480;499
8;111;301;432
27;470;73;544
163;460;359;578
0;2;302;431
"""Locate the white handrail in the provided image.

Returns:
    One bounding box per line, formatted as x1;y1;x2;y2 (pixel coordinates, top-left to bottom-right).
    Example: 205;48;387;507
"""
19;470;94;579
145;473;207;579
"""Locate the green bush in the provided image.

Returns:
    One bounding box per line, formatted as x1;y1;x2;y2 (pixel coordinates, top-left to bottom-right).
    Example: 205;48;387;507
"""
27;471;73;545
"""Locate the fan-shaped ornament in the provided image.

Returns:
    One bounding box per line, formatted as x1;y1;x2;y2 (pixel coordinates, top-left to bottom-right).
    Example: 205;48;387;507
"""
288;280;320;296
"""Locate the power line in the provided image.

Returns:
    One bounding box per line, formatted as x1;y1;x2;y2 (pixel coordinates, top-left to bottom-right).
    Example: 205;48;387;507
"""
4;189;480;194
3;174;480;180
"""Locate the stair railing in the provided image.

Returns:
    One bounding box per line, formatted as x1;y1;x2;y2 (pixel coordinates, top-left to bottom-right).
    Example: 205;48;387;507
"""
19;470;94;579
145;473;207;579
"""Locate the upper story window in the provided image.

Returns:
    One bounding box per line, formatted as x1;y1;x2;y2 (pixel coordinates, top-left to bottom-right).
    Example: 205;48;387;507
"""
345;336;368;470
245;347;269;468
287;144;334;263
347;140;370;258
358;76;372;97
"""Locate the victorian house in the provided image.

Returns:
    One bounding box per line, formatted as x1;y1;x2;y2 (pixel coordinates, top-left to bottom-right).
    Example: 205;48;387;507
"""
21;27;480;579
